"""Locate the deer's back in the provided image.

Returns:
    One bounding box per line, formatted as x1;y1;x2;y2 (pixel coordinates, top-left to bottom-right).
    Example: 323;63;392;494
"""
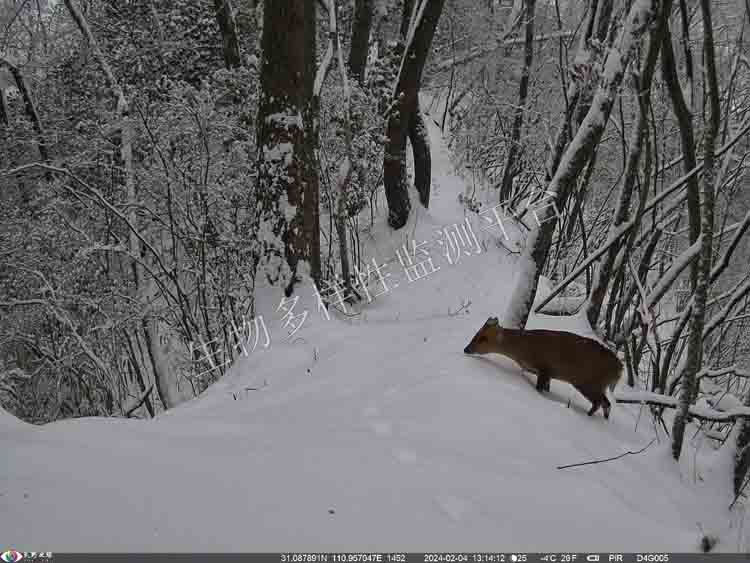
503;329;621;386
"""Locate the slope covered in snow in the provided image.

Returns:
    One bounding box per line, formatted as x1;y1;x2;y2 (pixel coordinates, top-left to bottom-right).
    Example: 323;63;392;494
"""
2;114;745;553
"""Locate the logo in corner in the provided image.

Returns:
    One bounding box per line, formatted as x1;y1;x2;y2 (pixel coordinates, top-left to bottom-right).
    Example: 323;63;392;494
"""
0;551;24;563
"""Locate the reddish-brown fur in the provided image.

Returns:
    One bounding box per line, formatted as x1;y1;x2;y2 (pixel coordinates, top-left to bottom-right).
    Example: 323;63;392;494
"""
464;317;622;418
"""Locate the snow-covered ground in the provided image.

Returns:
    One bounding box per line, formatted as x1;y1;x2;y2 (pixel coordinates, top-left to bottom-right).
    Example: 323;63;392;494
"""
3;113;747;553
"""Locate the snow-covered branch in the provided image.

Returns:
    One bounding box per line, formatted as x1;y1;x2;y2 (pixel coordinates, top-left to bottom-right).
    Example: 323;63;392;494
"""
614;390;750;422
699;366;750;380
643;239;702;311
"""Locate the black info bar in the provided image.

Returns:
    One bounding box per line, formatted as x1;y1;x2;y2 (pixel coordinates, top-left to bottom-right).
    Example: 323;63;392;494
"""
7;553;745;563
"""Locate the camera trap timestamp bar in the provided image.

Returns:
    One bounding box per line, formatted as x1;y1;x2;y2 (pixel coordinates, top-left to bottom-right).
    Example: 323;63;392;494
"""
9;553;748;563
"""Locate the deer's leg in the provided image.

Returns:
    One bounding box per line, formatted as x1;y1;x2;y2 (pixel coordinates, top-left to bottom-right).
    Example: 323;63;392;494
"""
535;371;551;392
575;384;600;416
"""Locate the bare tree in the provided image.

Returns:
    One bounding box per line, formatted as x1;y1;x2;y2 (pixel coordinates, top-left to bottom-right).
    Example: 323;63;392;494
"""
671;0;720;462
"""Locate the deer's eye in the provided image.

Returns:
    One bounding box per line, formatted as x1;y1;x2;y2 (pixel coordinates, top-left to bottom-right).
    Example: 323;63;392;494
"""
478;336;487;343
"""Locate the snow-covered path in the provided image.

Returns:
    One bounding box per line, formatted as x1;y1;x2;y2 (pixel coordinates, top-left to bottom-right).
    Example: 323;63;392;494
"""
2;114;741;552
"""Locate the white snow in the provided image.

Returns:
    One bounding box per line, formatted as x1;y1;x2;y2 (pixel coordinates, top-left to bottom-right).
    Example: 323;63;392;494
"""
2;111;745;553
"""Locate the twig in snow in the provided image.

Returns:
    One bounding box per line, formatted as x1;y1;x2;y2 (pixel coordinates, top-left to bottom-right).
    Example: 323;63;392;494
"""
556;438;656;470
448;299;471;317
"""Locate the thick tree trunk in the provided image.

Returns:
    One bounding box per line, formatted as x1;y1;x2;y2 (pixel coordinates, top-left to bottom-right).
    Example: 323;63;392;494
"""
409;105;431;208
214;0;241;69
594;0;614;44
348;0;373;82
0;88;10;125
671;0;719;461
0;86;8;125
384;0;444;228
257;0;319;294
384;114;412;228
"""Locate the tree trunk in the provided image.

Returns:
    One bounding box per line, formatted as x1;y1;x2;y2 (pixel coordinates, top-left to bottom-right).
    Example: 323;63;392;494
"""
661;21;701;290
499;0;535;203
677;0;694;110
400;0;415;39
0;58;49;161
671;0;719;461
409;106;431;207
544;0;599;181
214;0;241;69
594;0;614;44
348;0;373;82
257;0;319;294
0;86;8;125
384;0;445;228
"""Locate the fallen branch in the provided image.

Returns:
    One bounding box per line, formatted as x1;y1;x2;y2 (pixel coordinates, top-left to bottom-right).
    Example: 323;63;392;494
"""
557;439;656;470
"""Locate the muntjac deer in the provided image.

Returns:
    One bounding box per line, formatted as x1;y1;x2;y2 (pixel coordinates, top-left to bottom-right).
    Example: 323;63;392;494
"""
464;317;622;418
